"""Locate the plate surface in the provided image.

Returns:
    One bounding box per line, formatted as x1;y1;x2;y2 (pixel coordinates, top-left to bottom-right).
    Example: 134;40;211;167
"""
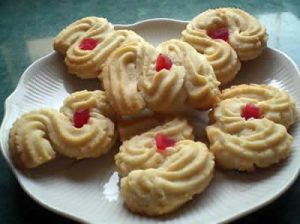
1;19;300;224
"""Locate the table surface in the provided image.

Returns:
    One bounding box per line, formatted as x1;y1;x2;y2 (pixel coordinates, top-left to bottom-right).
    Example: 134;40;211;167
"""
1;0;300;223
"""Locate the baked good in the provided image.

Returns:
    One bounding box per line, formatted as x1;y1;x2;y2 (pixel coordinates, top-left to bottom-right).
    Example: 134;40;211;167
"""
121;140;214;216
9;90;116;169
60;90;115;120
102;41;156;115
102;39;220;115
221;84;297;128
54;17;144;79
115;118;194;176
141;39;220;111
137;41;187;113
52;90;116;158
116;118;215;216
9;109;57;169
54;17;114;55
206;84;296;171
182;8;267;85
182;25;240;85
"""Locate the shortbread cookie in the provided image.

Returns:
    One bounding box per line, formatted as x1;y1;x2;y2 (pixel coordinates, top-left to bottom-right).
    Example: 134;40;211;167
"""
206;84;296;171
9;110;57;169
9;90;116;169
115;118;194;176
65;30;144;79
121;140;214;216
60;90;115;120
116;118;215;216
102;39;220;115
138;42;187;113
182;27;240;85
182;8;267;85
54;17;114;55
102;41;156;115
141;39;220;110
221;84;297;128
52;91;116;158
165;39;220;109
54;17;144;79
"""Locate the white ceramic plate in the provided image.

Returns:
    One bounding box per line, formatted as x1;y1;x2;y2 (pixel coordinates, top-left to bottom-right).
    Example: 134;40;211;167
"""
1;19;300;224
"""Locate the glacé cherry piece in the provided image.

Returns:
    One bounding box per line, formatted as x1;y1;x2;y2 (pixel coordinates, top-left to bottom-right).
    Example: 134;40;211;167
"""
79;38;98;50
155;133;175;151
73;109;90;128
208;28;229;41
156;53;173;72
241;104;261;120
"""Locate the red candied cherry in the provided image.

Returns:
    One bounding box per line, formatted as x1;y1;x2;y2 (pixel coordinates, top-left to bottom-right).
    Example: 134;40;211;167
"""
73;109;90;128
155;133;175;151
207;28;229;42
241;104;261;120
156;53;173;72
79;38;98;50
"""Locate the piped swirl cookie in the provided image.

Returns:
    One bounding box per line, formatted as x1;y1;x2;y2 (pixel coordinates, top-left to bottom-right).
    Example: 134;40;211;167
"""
9;90;116;169
142;39;221;111
102;41;155;115
115;118;194;176
54;17;144;79
206;84;296;171
182;8;267;85
102;39;220;115
115;118;215;216
54;17;114;55
221;84;297;128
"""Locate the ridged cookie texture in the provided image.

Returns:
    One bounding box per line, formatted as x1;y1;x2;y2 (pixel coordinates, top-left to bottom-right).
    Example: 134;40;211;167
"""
206;84;296;171
60;90;115;120
102;41;156;115
120;140;214;216
9;110;57;169
138;40;188;113
54;17;144;79
224;8;267;60
116;118;215;216
102;39;220;115
182;25;240;85
9;90;116;169
149;39;220;110
221;84;297;128
65;30;144;79
115;118;194;176
182;8;267;85
54;17;114;55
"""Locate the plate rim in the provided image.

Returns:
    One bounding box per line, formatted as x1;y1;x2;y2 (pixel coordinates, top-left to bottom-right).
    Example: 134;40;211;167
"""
1;18;300;224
